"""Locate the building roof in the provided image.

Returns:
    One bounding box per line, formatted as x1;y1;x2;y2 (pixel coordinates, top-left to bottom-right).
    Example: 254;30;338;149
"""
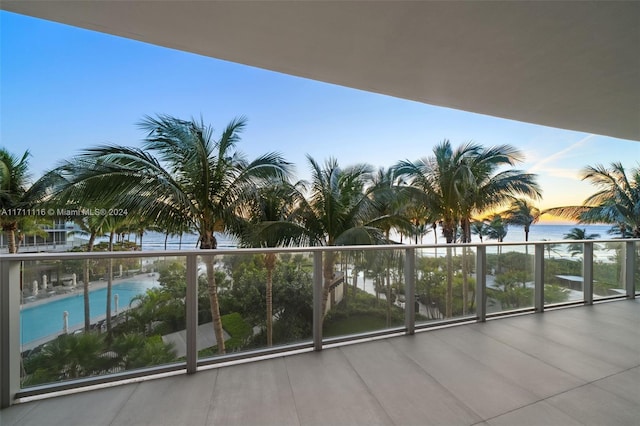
2;1;639;141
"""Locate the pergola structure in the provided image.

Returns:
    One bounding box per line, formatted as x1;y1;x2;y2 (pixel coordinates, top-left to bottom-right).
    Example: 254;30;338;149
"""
2;1;639;141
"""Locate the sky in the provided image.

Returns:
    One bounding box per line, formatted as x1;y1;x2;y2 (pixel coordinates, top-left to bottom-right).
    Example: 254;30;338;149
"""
1;11;638;223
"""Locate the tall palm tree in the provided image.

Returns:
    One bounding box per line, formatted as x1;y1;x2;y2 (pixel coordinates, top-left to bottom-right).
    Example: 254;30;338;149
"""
239;179;305;346
485;214;508;242
47;115;291;354
563;227;600;257
367;167;414;322
486;214;508;275
395;141;539;316
394;141;473;244
458;145;541;243
545;163;640;238
502;199;541;241
470;220;489;242
0;149;49;253
71;215;109;331
367;167;414;242
287;157;388;316
394;141;539;244
101;215;131;334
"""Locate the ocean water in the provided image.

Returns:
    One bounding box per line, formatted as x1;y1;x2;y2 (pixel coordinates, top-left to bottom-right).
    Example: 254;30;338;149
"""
496;223;615;244
135;224;618;250
136;232;237;251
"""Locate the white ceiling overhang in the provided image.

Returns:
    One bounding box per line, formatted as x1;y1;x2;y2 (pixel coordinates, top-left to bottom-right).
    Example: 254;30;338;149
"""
2;1;639;141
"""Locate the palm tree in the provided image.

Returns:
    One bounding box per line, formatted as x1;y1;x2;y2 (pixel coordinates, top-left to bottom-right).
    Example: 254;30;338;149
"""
287;157;389;316
458;145;541;243
545;163;640;238
0;149;49;253
470;220;489;242
367;167;414;241
502;199;541;242
47;115;291;354
366;167;414;322
541;239;561;259
71;215;109;331
239;179;305;346
563;227;601;257
394;141;540;244
394;141;472;244
485;214;508;243
395;141;539;316
101;215;131;334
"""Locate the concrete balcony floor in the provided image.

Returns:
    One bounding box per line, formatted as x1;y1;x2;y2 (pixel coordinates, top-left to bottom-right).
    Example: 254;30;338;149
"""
2;299;639;426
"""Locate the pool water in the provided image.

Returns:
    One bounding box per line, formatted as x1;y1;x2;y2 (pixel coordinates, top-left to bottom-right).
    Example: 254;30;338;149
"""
21;279;157;346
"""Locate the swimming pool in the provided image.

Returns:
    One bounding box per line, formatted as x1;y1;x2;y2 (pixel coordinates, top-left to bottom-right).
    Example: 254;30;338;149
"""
21;278;157;347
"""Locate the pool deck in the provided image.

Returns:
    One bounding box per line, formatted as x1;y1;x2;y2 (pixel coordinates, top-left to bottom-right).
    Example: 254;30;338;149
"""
2;298;639;426
21;273;159;308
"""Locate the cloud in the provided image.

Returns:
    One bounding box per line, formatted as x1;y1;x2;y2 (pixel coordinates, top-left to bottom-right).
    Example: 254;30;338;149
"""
528;134;596;173
540;168;583;180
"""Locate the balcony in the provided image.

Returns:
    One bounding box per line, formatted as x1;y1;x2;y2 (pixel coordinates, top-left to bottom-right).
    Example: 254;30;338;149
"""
1;240;639;425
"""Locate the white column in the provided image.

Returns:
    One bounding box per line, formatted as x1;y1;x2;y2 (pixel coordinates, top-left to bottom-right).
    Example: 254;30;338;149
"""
1;259;21;407
63;311;69;334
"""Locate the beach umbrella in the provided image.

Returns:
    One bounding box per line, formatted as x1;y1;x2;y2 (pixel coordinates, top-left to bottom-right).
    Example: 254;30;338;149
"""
42;274;48;290
114;294;119;314
32;280;38;296
72;273;77;287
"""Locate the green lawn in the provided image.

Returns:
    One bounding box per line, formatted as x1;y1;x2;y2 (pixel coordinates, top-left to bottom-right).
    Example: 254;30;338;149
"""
323;313;391;337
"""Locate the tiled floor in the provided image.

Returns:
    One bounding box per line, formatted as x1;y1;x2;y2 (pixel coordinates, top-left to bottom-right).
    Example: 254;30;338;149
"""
2;299;639;426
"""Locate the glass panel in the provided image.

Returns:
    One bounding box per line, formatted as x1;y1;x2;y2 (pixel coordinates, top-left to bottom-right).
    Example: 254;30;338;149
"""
322;249;406;338
543;242;581;305
198;251;313;360
21;256;180;389
415;246;476;324
486;244;535;313
593;241;626;299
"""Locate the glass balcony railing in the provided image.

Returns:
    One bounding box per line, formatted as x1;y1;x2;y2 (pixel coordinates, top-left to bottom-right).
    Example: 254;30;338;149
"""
1;238;638;407
485;244;535;314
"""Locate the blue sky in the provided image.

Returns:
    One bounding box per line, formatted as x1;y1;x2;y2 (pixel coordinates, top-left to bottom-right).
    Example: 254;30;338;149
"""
1;11;638;220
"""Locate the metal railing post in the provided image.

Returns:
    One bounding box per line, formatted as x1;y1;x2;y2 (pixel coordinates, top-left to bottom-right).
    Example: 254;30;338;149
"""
476;245;487;322
313;251;323;351
583;242;594;305
0;259;21;408
535;244;545;312
624;241;636;299
185;254;198;374
404;248;416;335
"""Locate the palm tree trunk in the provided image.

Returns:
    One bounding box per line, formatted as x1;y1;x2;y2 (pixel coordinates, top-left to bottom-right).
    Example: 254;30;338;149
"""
106;231;115;335
385;264;391;327
204;256;225;354
446;246;453;318
462;247;468;315
83;233;97;332
264;252;276;347
83;259;91;331
321;251;336;317
3;223;18;254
